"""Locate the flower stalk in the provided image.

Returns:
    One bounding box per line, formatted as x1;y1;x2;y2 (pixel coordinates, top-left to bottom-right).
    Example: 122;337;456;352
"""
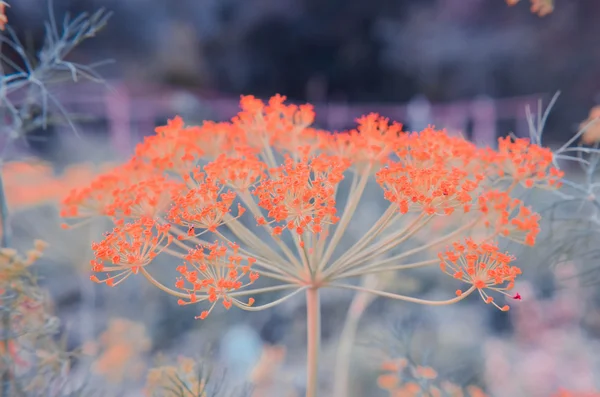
305;287;321;397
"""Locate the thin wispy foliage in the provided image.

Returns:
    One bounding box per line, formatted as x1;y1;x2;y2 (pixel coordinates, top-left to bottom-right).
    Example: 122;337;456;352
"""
525;93;600;285
0;0;111;157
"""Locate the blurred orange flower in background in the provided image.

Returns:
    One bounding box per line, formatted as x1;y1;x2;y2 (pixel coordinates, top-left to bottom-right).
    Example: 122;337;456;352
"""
552;390;600;397
377;357;488;397
580;106;600;145
0;1;8;30
249;344;298;397
87;318;151;384
2;160;112;212
530;0;554;16
505;0;554;16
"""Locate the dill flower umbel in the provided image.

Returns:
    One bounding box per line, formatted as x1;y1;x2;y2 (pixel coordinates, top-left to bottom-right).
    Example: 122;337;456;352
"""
62;94;562;397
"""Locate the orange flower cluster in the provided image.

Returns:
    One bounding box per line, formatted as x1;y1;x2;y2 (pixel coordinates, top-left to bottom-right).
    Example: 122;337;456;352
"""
204;153;266;191
134;116;207;173
254;155;347;236
395;127;480;169
168;168;243;234
478;190;540;246
61;161;177;220
61;94;562;319
375;127;488;217
377;357;488;397
439;239;521;310
377;164;480;215
320;113;403;169
484;136;563;189
176;241;259;319
233;94;317;155
90;217;172;286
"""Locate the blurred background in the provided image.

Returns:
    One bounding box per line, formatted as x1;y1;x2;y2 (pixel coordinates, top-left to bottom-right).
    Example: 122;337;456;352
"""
4;0;600;162
2;0;600;396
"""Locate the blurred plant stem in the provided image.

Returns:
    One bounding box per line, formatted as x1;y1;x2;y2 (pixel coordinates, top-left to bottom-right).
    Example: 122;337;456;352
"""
333;275;380;397
305;288;321;397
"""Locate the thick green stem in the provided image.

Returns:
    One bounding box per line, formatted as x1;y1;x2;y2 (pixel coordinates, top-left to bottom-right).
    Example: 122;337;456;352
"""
305;287;321;397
